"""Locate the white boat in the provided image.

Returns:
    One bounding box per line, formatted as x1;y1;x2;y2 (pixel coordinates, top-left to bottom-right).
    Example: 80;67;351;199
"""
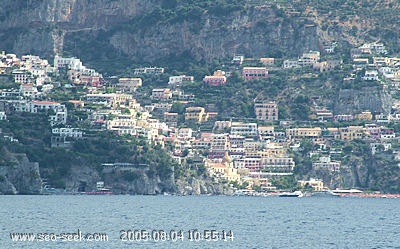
279;191;303;197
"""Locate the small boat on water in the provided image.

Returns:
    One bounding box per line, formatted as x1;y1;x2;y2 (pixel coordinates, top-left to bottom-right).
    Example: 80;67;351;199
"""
279;190;303;197
83;181;112;195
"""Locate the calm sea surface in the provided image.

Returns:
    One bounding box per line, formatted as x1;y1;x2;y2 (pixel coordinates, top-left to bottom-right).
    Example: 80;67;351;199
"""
1;195;400;249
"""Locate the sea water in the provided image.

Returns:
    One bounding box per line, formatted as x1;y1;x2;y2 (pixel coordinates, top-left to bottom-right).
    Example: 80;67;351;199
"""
1;195;400;249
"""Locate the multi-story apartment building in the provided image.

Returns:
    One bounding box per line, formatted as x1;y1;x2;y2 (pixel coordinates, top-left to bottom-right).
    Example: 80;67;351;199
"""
242;67;268;81
283;60;300;68
363;70;379;81
151;88;172;100
203;75;227;86
313;156;340;172
230;122;258;138
164;112;178;127
185;107;207;123
118;78;142;92
260;157;295;172
54;55;84;71
209;133;230;158
298;51;320;66
86;93;132;108
52;127;83;138
203;70;227;86
258;126;275;140
254;101;278;121
13;70;33;84
229;135;245;148
339;126;364;140
168;75;194;85
234;157;262;172
259;58;274;66
286;127;322;140
134;67;164;75
19;84;38;98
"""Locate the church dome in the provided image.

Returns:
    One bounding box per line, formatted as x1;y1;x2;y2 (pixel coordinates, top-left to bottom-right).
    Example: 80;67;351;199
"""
222;151;233;164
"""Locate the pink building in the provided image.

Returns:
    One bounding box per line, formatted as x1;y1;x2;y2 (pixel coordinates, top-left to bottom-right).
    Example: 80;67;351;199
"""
242;67;268;81
203;75;227;86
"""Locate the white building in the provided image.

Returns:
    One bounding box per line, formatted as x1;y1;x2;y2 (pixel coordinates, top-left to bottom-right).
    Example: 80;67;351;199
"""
54;55;84;71
168;75;194;85
363;70;379;81
230;122;258;138
52;127;83;138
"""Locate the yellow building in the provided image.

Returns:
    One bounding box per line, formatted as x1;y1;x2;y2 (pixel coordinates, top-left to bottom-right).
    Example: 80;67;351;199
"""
298;178;324;191
339;126;364;140
286;127;322;140
355;111;373;121
185;107;206;123
206;152;241;182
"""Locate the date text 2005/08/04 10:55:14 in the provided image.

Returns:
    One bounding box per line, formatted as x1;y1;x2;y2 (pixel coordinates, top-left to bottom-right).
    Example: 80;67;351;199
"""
120;229;234;242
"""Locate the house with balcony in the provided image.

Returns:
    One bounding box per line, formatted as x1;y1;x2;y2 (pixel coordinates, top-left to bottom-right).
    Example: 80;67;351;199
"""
54;55;84;71
259;58;274;66
208;133;230;159
286;127;322;140
19;84;38;98
118;78;142;92
298;51;320;67
164;112;178;127
254;101;278;121
339;126;364;140
234;157;262;172
134;67;164;75
258;126;275;141
168;75;194;85
86;93;132;108
203;70;227;86
13;70;33;84
242;67;268;81
231;55;244;65
363;70;379;81
151;88;172;100
283;60;300;69
313;156;340;172
52;127;83;138
298;178;324;191
260;156;295;172
80;75;102;87
230;122;258;138
203;75;227;86
185;106;207;123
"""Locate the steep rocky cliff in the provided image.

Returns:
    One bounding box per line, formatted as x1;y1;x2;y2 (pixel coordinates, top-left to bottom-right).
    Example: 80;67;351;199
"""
0;0;319;66
64;164;176;195
0;151;42;194
333;87;392;115
1;1;399;69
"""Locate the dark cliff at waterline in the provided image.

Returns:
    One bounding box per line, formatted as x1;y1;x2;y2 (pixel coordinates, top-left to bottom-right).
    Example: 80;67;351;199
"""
0;150;42;194
65;164;176;195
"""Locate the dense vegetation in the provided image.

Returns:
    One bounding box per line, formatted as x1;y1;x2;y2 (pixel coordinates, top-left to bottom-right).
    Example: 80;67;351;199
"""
0;112;177;188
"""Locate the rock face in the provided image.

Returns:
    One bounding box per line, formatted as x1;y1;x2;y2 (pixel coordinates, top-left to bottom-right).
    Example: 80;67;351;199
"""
175;177;233;195
0;153;42;194
333;87;392;115
65;164;176;195
0;0;319;63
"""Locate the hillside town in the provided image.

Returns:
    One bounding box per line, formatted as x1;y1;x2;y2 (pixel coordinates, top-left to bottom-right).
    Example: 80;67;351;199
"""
1;40;400;194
